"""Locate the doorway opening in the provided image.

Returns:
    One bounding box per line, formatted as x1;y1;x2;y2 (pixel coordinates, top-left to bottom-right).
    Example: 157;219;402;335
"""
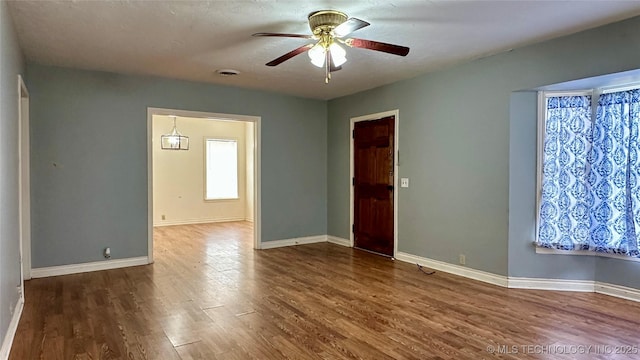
147;108;261;263
350;110;399;258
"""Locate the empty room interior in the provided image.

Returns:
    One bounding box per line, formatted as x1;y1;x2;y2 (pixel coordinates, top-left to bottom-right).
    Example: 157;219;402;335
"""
3;1;640;359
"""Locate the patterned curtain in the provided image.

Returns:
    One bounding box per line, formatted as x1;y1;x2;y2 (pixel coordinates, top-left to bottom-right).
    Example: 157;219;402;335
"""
537;91;640;258
538;95;593;250
590;90;640;257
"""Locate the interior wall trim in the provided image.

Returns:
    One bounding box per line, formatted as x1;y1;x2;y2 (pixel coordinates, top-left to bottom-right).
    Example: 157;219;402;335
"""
327;236;350;247
508;277;595;292
0;297;24;360
595;282;640;302
30;256;150;278
260;235;327;250
395;251;510;287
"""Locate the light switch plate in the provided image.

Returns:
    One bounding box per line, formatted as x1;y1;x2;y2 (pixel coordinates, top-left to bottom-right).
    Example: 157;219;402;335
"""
401;178;409;188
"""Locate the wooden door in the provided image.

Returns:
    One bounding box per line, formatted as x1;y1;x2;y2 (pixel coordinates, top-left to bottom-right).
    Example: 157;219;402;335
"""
353;116;395;257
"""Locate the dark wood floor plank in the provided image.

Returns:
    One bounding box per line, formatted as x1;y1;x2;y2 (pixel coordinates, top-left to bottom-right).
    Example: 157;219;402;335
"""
10;221;640;359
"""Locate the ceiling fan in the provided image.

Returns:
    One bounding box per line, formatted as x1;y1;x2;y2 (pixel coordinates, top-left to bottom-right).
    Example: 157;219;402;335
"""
253;10;410;83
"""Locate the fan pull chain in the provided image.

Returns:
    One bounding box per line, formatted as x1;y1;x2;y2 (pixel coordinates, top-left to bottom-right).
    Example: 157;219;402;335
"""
325;49;331;83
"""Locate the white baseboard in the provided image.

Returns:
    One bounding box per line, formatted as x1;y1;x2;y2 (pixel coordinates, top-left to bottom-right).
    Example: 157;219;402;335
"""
595;282;640;302
31;256;149;278
507;279;640;301
395;251;509;287
508;277;595;292
0;297;24;360
153;217;246;227
327;236;350;247
260;235;327;250
395;251;640;302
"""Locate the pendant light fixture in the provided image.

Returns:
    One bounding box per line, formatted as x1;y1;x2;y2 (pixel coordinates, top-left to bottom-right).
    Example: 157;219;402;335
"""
161;115;189;150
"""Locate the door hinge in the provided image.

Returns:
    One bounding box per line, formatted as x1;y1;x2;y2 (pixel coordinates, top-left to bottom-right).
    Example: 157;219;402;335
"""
352;129;355;138
352;177;355;186
352;224;355;233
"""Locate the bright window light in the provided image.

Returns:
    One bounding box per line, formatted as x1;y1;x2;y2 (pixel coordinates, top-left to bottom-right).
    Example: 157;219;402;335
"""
205;139;238;200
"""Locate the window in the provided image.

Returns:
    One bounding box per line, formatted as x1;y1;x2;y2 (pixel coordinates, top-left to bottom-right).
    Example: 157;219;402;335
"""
537;88;640;259
205;139;238;200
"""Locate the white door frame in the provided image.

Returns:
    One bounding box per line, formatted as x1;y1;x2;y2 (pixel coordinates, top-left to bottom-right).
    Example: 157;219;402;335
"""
18;75;31;284
147;107;261;262
349;109;399;258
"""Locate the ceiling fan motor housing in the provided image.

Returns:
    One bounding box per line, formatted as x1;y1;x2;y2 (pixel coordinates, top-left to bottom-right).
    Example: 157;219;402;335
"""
308;10;347;35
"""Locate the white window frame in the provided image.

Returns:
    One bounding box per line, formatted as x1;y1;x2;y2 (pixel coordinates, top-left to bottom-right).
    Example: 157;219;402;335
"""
204;137;239;201
535;88;640;263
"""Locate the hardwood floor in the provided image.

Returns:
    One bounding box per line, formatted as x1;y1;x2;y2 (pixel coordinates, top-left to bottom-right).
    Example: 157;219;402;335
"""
9;221;640;359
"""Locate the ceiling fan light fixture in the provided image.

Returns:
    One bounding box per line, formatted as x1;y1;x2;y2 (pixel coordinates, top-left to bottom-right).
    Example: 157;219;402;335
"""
329;42;347;66
308;43;326;67
254;9;409;83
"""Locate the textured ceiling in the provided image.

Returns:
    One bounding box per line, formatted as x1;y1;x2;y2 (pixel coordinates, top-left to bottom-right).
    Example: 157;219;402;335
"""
8;0;640;100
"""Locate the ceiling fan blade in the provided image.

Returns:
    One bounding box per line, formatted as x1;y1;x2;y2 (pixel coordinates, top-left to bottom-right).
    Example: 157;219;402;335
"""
344;38;410;56
252;32;314;39
265;44;314;66
333;18;370;38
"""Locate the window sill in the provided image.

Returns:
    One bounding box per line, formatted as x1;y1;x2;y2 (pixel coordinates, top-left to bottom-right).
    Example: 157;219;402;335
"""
536;247;640;263
204;197;240;202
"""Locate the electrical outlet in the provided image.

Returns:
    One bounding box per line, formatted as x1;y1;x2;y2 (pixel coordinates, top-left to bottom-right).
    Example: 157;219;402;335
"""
161;214;166;220
459;254;466;265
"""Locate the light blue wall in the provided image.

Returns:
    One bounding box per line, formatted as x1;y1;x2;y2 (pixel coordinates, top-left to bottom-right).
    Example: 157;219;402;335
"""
596;257;640;289
0;0;25;347
328;15;640;282
26;65;327;268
